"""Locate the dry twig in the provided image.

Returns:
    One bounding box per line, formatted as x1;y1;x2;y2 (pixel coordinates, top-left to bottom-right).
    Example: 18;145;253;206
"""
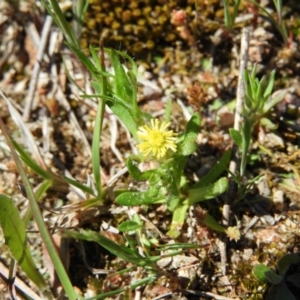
219;27;249;275
23;15;52;121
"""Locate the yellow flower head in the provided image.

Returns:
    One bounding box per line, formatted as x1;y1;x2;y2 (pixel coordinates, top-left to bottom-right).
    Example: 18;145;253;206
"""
226;226;241;242
136;119;177;160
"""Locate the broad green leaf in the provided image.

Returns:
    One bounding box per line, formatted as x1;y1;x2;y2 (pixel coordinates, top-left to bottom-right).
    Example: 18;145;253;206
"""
173;113;200;185
118;221;142;232
126;158;154;181
113;49;138;76
188;177;228;204
277;253;300;276
0;194;47;290
204;213;226;232
286;273;300;288
167;202;189;238
192;149;231;189
273;281;296;300
116;191;164;206
229;128;242;148
172;156;189;186
110;49;135;106
253;264;281;284
126;158;143;180
166;196;181;212
158;168;180;211
176;113;200;157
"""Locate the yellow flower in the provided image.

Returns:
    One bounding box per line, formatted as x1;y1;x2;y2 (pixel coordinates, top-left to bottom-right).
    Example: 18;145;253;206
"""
226;226;241;242
136;119;177;160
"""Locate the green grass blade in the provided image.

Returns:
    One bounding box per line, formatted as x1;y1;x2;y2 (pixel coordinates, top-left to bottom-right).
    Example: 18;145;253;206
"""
13;141;52;180
60;229;159;267
248;0;288;44
23;179;52;226
72;0;89;39
91;92;104;197
86;276;156;300
0;194;49;294
204;213;226;232
41;0;79;47
0;118;79;300
223;0;232;29
62;175;95;195
192;149;231;189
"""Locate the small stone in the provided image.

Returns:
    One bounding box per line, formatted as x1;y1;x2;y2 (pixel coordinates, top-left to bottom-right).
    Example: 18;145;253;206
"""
273;189;285;212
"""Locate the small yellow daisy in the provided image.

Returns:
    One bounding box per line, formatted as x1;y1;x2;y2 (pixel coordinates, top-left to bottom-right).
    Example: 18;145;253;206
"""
136;119;177;160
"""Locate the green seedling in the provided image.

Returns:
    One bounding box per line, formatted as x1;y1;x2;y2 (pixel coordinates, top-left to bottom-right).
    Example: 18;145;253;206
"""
253;254;300;300
223;0;241;31
248;0;289;45
229;65;285;177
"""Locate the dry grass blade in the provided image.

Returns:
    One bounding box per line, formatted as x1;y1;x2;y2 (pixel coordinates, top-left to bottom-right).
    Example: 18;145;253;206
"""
0;262;42;300
0;88;47;170
23;16;53;121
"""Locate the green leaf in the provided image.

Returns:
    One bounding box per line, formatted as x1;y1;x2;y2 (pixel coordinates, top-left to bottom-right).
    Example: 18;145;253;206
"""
277;253;300;276
204;213;226;232
126;158;153;181
273;281;296;300
260;117;278;130
263;270;283;285
176;113;200;156
167;202;189;238
172;156;189;186
263;89;287;114
286;273;300;288
116;191;164;206
62;175;95;195
172;113;200;185
0;194;47;291
253;264;282;284
92;276;156;300
110;49;134;103
263;70;276;99
229;128;242;148
61;229;160;267
108;100;140;140
192;149;231;189
188;177;228;204
99;49;147;140
158;167;180;211
126;158;142;179
118;221;142;232
13;141;52;180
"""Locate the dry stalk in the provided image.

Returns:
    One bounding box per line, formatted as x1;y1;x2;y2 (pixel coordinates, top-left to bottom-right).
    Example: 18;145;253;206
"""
23;15;52;121
219;27;249;275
